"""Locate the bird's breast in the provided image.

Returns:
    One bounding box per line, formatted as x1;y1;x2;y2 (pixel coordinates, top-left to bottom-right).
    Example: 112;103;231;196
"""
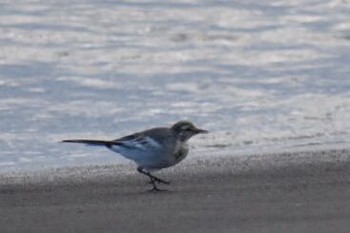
173;142;189;162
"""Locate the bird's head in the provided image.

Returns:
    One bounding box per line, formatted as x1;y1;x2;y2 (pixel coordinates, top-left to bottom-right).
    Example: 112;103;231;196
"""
171;120;208;141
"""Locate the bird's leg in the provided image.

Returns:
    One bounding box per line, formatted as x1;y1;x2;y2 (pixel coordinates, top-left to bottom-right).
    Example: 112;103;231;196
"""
137;167;170;185
148;178;162;192
148;174;170;185
137;167;163;191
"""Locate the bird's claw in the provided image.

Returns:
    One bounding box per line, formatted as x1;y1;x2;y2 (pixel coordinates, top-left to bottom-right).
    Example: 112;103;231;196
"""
148;177;170;185
147;186;166;192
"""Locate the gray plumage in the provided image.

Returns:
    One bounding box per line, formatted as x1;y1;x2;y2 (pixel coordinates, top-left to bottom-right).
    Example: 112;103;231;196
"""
62;120;208;191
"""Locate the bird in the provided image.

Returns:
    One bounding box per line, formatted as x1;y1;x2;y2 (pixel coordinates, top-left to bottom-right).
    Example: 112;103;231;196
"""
62;120;208;191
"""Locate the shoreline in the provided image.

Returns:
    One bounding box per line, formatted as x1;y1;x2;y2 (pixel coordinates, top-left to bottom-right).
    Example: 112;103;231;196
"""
1;148;350;233
2;140;349;175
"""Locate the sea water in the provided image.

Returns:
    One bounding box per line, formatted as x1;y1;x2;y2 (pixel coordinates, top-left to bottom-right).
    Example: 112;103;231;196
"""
1;0;350;172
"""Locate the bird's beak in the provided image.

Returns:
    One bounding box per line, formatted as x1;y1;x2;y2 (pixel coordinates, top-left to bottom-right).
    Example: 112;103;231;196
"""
194;128;209;134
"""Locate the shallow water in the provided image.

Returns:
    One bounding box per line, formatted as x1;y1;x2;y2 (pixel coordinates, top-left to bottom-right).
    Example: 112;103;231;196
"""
1;0;350;171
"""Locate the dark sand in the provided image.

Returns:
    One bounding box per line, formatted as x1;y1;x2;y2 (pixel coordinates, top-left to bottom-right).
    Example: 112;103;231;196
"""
1;148;350;233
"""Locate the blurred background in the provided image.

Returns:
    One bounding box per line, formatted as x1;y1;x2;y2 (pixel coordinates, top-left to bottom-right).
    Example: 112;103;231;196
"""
0;0;349;172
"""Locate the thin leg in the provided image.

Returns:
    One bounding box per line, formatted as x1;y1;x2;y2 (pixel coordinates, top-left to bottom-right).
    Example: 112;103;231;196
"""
137;167;170;191
137;167;170;185
148;179;162;192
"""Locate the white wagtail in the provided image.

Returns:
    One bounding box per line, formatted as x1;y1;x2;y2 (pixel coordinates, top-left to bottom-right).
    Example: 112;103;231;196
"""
62;120;208;191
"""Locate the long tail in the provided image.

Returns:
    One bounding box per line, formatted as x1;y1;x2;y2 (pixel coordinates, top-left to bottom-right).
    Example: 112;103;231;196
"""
62;139;116;147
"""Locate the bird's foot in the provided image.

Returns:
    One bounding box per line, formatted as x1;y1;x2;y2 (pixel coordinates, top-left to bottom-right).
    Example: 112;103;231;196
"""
147;183;167;192
148;176;170;185
137;167;170;190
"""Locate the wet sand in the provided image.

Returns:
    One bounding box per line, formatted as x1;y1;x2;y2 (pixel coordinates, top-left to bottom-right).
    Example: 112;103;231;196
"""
1;148;350;233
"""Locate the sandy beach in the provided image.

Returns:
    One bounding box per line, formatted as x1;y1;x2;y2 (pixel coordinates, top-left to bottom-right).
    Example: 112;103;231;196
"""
1;148;350;233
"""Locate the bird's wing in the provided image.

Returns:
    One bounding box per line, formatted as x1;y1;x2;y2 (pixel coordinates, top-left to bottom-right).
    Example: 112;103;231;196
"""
112;129;168;151
62;128;173;152
112;134;161;151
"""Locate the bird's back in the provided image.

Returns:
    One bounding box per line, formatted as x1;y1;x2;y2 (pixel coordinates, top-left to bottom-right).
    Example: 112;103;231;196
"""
108;127;179;169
